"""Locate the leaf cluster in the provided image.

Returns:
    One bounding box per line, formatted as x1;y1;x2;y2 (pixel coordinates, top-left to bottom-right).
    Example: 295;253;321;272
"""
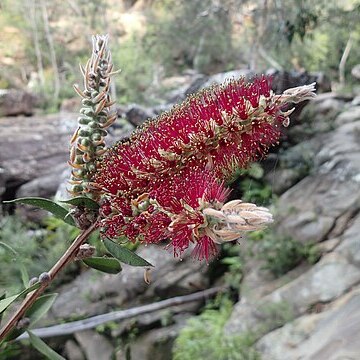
249;231;320;277
173;296;260;360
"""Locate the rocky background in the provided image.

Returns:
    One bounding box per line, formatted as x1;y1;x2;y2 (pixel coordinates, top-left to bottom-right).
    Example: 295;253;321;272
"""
1;68;360;359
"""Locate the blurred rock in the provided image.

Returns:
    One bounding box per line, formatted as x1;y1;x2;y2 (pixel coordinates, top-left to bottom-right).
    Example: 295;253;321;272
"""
65;340;85;360
60;97;80;113
75;330;113;360
0;110;130;219
351;64;360;80
256;287;360;359
199;69;253;90
224;252;360;337
267;69;331;94
0;89;37;117
224;93;360;356
51;244;207;320
127;324;182;360
276;120;360;244
118;103;155;127
0;113;73;218
335;105;360;126
265;140;319;194
17;163;68;199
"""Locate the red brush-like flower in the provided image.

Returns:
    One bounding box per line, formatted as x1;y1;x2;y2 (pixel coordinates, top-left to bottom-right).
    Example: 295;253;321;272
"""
94;77;316;260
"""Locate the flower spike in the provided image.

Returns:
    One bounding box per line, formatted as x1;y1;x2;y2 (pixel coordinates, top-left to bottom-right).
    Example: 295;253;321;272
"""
94;77;316;260
68;34;118;200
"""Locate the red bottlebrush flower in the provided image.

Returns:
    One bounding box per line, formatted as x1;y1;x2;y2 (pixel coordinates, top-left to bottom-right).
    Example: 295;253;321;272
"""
94;78;316;260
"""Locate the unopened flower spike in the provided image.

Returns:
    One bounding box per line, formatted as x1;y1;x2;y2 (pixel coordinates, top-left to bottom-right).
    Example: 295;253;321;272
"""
94;77;316;261
68;34;117;200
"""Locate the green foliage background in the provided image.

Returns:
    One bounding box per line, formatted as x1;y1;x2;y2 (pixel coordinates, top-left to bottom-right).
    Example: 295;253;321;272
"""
0;0;359;108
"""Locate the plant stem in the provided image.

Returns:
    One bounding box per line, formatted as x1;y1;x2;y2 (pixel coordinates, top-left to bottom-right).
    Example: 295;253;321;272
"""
0;219;99;341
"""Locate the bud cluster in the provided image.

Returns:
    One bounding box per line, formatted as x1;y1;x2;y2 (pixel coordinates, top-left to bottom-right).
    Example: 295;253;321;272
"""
68;35;117;199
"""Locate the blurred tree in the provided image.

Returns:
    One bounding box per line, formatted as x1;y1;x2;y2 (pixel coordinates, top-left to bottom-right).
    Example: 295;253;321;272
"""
143;0;235;74
235;0;360;82
0;0;359;108
40;0;60;102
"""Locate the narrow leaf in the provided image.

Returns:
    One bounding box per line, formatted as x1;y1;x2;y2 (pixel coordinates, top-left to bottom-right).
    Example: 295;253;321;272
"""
3;197;75;226
0;242;29;287
60;196;100;210
0;295;18;314
83;257;122;274
0;283;40;314
27;330;66;360
0;293;6;325
5;293;58;341
19;264;30;289
103;238;153;267
0;242;17;256
26;294;58;327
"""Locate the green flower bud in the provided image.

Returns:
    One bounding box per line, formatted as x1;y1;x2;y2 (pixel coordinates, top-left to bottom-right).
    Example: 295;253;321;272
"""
87;164;96;172
88;121;98;129
72;184;84;193
79;129;90;137
82;99;93;106
92;133;102;141
83;108;95;117
69;34;117;200
78;117;91;125
75;155;84;164
81;138;91;146
138;200;150;212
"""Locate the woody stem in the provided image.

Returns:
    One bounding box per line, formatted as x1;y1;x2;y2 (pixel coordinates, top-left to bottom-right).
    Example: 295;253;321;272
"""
0;219;99;341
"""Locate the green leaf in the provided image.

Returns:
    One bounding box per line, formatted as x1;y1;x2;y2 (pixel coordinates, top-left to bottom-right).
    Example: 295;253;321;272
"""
3;197;75;226
0;293;5;326
19;265;30;289
0;241;17;256
103;238;153;267
0;242;29;287
27;330;66;360
26;294;58;327
83;257;122;274
5;293;58;341
0;283;40;314
59;196;100;210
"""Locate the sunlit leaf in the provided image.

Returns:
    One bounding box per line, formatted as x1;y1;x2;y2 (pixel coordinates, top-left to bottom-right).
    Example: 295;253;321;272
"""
103;238;153;267
27;330;66;360
59;196;100;210
83;257;122;274
0;283;40;314
3;197;75;226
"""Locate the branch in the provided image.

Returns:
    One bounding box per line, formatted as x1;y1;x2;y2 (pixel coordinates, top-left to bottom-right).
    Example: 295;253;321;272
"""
0;220;99;341
40;0;61;101
339;33;353;86
18;286;224;339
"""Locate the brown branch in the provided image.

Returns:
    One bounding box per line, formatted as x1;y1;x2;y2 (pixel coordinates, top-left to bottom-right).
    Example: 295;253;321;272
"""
18;286;224;339
0;220;99;341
